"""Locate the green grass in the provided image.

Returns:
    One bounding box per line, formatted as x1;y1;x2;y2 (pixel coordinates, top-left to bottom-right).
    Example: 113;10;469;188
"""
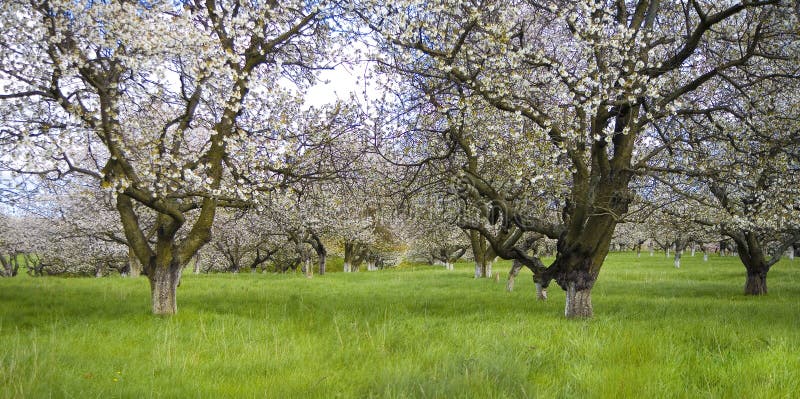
1;252;799;398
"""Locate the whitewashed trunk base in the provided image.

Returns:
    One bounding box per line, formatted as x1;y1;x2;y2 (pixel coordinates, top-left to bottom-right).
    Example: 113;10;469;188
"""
564;282;592;318
535;282;548;301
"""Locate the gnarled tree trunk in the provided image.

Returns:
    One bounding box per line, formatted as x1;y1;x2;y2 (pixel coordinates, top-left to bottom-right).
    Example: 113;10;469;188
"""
744;269;767;295
118;193;214;315
730;231;782;296
469;231;496;278
0;253;20;278
343;240;367;273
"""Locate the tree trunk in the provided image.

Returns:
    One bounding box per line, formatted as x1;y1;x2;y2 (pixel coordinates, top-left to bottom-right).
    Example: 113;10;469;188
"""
564;281;592;318
744;270;767;295
300;256;313;278
535;281;548;301
309;233;326;276
192;253;201;274
673;252;681;268
0;255;17;277
149;264;182;315
506;260;523;292
469;231;494;278
733;233;771;296
127;248;142;277
318;254;326;275
703;252;708;262
95;262;105;278
550;248;603;319
691;245;696;257
343;261;351;273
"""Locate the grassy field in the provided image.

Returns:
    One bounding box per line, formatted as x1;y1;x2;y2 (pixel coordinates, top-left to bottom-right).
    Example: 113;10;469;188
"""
1;252;799;398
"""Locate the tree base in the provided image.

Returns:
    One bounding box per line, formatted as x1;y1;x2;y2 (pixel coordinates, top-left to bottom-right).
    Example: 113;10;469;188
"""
535;282;548;301
744;272;767;296
150;266;181;315
564;282;592;318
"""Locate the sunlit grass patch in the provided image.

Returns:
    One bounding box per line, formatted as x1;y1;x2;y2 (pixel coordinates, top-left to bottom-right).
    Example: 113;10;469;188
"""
1;252;799;398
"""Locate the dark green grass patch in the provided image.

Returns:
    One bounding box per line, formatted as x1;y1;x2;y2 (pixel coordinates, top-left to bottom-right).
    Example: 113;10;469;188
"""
1;253;799;398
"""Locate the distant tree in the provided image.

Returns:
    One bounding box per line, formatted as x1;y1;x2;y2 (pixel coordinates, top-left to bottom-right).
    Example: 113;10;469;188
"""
647;79;800;294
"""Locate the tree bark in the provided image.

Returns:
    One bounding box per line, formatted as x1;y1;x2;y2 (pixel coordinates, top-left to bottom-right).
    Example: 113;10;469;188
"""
744;270;767;295
0;255;19;277
318;254;326;275
307;232;326;275
343;240;366;272
534;275;548;301
564;281;592;318
469;231;495;278
149;263;182;315
128;247;142;277
732;232;773;296
549;244;604;318
506;259;523;291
